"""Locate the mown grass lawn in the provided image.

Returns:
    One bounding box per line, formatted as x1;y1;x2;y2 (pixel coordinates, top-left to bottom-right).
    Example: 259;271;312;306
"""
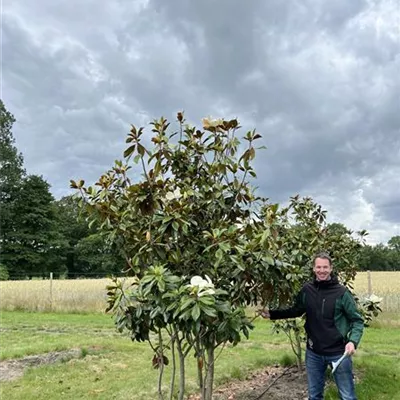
325;316;400;400
0;311;399;399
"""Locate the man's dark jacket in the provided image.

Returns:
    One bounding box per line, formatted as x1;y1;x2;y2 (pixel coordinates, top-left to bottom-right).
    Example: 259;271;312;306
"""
269;275;364;355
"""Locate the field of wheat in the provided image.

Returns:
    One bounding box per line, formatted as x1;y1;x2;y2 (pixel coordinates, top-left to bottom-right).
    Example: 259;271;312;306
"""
0;278;118;313
0;271;399;313
352;271;400;312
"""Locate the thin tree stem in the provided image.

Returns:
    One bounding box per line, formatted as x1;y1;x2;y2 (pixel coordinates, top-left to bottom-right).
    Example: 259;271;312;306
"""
204;346;215;400
174;327;186;400
169;335;176;400
158;329;165;400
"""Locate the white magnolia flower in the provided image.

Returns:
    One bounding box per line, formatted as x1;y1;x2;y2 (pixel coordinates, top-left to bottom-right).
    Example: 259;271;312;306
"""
190;275;213;288
187;275;215;296
165;188;182;201
367;294;382;303
198;288;215;297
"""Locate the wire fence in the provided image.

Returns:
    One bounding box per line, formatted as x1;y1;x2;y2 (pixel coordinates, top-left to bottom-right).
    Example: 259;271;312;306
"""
4;272;127;280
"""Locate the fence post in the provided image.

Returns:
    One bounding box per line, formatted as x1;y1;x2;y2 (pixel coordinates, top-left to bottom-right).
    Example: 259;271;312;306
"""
367;270;372;296
50;272;53;311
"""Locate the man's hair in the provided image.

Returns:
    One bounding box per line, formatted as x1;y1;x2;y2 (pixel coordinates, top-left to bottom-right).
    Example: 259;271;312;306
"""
313;252;332;266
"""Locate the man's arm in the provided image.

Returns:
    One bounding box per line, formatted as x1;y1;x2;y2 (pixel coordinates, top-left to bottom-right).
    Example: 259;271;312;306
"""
342;289;364;349
263;289;306;320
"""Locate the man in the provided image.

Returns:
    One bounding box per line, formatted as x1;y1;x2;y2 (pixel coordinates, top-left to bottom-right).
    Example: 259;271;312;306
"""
260;252;364;400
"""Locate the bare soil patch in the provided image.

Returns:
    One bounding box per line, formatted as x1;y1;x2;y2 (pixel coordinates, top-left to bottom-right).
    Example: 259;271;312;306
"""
188;365;309;400
0;348;89;382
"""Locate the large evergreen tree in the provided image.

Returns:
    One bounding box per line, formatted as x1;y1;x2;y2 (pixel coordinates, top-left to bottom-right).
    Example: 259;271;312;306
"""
0;100;25;197
0;100;26;275
5;175;68;279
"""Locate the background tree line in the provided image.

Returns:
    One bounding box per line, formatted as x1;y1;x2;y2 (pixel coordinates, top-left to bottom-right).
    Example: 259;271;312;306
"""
0;100;124;280
0;100;399;280
324;223;400;271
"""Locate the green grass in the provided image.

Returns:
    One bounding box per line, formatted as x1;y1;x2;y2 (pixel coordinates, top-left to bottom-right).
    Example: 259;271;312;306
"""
0;312;124;360
326;317;400;400
325;357;400;400
324;323;400;400
1;311;399;399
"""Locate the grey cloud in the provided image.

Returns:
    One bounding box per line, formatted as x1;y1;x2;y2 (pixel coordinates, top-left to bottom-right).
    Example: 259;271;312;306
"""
361;168;400;223
3;0;400;243
3;16;129;197
145;0;399;188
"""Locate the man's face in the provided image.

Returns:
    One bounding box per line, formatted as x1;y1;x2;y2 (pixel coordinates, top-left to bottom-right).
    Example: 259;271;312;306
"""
313;257;333;281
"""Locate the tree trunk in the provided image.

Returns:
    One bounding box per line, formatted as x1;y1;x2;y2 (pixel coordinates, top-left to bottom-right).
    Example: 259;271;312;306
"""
175;329;185;400
204;346;215;400
196;339;204;396
169;336;176;400
178;345;185;400
198;358;204;398
295;330;302;371
158;330;165;400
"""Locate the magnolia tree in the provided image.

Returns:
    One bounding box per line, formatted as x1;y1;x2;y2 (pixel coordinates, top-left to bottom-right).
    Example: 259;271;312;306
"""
71;114;304;400
262;198;381;369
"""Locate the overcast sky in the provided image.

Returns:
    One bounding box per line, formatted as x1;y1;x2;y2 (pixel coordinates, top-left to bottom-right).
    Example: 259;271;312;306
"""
3;0;400;245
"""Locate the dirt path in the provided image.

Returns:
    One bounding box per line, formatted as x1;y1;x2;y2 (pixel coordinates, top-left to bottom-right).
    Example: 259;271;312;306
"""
0;349;83;382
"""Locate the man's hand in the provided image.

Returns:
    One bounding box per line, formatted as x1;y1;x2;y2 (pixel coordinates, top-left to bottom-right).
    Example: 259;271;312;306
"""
345;342;356;356
258;308;270;319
